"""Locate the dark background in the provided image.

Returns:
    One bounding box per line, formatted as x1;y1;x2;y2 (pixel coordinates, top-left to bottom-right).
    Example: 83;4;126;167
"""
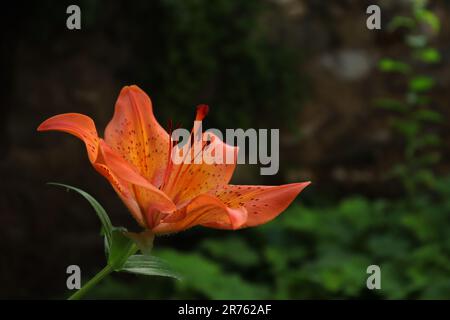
1;0;449;299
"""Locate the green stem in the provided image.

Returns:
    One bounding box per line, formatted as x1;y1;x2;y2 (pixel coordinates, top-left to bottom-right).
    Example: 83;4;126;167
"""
68;264;114;300
68;243;139;300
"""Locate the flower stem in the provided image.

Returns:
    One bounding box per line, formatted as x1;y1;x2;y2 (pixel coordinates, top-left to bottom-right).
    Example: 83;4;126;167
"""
68;264;114;300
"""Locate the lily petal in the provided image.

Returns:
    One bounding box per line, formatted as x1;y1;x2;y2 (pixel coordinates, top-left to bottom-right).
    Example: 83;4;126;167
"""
153;194;248;234
93;162;146;227
206;182;311;229
104;85;170;185
99;140;177;218
37;113;145;226
37;113;99;163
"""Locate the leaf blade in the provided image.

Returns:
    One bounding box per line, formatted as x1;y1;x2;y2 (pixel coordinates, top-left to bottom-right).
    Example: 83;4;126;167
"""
108;228;137;270
121;255;182;280
47;182;113;247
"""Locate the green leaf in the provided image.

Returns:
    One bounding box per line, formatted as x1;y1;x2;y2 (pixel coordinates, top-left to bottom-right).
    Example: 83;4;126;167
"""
157;250;269;299
414;109;443;123
374;98;407;112
200;237;260;268
302;251;370;296
48;183;113;247
121;255;182;280
281;204;321;233
338;197;372;231
415;9;440;33
108;228;136;270
378;59;411;74
367;234;410;259
409;76;435;92
415;95;431;106
391;119;420;138
414;48;441;64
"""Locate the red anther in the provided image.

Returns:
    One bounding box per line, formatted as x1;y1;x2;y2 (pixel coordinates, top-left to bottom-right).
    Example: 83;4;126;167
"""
195;104;209;121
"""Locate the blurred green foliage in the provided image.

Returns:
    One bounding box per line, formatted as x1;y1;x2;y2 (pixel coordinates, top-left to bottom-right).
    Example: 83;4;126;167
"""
88;175;450;299
377;0;442;196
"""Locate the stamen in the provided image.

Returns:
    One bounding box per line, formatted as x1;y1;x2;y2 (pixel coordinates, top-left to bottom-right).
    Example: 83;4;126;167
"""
163;106;209;197
195;104;209;121
160;119;175;190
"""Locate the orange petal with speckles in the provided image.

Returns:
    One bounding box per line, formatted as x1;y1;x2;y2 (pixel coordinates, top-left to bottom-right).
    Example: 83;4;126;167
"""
153;193;247;234
36;112;173;228
37;113;99;163
205;182;311;229
99;140;176;217
163;128;238;206
104;85;170;186
93;162;146;227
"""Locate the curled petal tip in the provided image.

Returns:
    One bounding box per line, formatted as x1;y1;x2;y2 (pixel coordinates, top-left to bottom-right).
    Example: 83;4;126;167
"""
126;84;141;91
119;84;139;95
302;181;312;187
37;116;60;132
36;113;100;164
290;181;312;194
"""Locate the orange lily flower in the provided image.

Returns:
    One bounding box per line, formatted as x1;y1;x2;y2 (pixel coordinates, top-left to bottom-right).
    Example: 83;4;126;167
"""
38;85;310;234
